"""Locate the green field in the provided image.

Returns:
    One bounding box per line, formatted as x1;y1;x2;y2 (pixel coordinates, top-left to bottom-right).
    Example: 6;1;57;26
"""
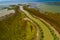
23;5;60;33
0;4;60;40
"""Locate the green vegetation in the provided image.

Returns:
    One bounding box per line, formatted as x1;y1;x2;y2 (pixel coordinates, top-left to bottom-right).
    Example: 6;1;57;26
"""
0;4;60;40
45;12;60;33
0;5;38;40
23;5;60;33
0;9;26;40
21;8;56;40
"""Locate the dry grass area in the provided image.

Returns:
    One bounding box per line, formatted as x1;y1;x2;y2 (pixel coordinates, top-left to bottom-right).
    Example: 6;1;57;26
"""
23;6;60;33
45;13;60;25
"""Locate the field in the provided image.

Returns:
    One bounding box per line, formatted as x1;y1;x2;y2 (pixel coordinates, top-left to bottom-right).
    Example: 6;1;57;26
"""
0;4;60;40
23;5;60;33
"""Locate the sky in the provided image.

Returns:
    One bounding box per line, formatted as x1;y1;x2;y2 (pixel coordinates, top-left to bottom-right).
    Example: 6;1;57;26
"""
0;0;60;2
0;0;60;5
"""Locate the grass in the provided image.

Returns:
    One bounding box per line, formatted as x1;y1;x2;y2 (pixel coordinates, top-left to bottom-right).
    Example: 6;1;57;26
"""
0;7;38;40
45;13;60;25
0;5;60;40
0;10;26;40
23;6;60;33
25;21;36;40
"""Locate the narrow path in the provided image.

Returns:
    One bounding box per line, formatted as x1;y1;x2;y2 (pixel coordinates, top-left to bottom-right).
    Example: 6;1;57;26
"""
23;18;40;40
20;6;60;40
